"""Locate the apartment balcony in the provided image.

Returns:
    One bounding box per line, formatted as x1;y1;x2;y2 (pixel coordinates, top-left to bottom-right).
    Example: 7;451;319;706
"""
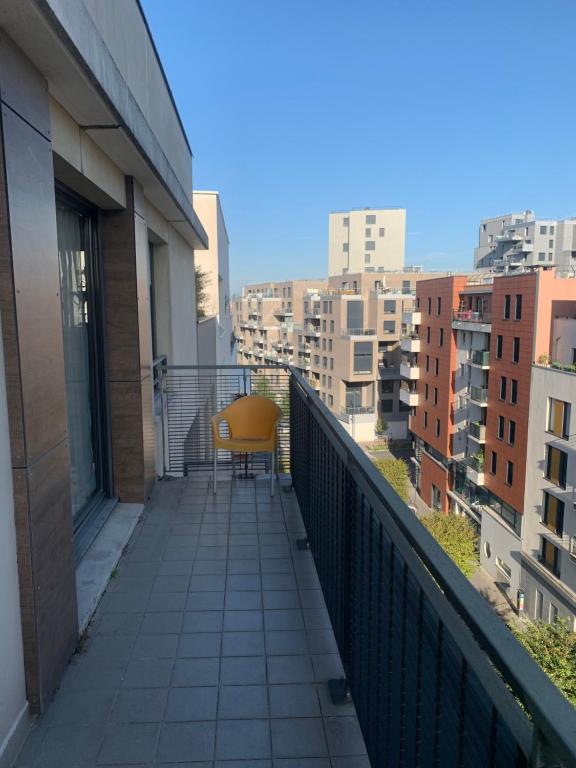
399;382;419;406
303;323;321;337
378;364;401;380
275;308;294;318
296;356;311;370
339;405;377;423
470;349;490;368
400;334;420;353
470;385;489;405
298;342;311;353
452;310;492;333
466;454;485;485
401;309;421;325
469;421;486;443
495;231;522;242
400;362;420;380
341;328;377;338
17;364;576;768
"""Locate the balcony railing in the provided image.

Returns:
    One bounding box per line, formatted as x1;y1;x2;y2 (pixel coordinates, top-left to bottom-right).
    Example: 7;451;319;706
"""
340;405;375;416
470;385;489;404
341;328;376;336
469;421;486;441
154;363;576;768
471;349;490;367
453;310;492;324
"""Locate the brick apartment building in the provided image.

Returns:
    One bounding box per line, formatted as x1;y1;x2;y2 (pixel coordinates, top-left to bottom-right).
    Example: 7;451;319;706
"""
404;268;576;624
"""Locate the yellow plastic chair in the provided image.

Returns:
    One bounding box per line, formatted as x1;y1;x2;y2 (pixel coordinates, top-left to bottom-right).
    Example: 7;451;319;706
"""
211;395;283;495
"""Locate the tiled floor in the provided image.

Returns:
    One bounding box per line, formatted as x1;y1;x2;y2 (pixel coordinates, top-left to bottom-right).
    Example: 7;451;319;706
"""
15;474;369;768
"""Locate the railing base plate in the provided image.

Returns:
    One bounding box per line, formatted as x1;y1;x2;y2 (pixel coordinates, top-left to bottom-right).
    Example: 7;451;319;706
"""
328;677;351;705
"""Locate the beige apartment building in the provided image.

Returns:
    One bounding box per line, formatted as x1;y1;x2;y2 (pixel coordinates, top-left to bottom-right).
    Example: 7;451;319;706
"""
235;269;446;441
328;207;406;276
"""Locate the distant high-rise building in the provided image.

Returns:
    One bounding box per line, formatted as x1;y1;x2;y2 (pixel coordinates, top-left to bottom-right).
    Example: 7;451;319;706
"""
328;208;406;276
475;211;576;274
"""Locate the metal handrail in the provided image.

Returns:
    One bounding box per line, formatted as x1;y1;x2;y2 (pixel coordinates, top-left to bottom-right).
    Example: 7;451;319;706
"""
341;328;376;336
288;365;576;767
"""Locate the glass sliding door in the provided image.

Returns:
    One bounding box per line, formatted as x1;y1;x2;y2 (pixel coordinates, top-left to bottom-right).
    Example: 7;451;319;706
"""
56;190;109;532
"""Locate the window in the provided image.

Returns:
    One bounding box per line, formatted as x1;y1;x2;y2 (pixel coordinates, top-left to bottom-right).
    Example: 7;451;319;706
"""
381;399;393;413
506;460;514;486
546;446;568;488
426;327;431;344
434;358;439;376
435;418;440;437
548;398;570;439
550;225;555;235
322;374;326;385
323;301;328;313
510;379;518;404
540;538;560;577
490;451;497;474
497;415;505;440
365;227;371;237
343;217;349;226
550;603;559;623
424;383;429;400
328;376;332;389
535;590;543;621
424;411;428;428
383;300;396;314
330;320;334;333
549;239;554;249
539;225;547;235
382;381;394;394
425;355;430;372
379;227;385;237
402;280;411;294
433;387;438;405
322;338;326;351
322;319;326;332
542;492;564;535
328;394;333;406
508;420;516;445
330;358;334;370
353;341;373;373
538;252;545;262
512;337;520;363
499;376;507;400
322;357;327;368
343;243;349;252
364;254;371;264
366;214;376;224
383;320;395;334
328;339;332;352
496;334;503;359
329;301;333;313
427;297;432;314
314;355;320;365
504;294;511;319
436;297;442;316
365;241;375;251
439;328;444;347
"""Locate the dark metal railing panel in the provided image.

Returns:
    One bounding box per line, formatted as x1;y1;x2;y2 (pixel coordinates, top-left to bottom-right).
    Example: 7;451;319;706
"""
289;369;576;768
159;365;290;475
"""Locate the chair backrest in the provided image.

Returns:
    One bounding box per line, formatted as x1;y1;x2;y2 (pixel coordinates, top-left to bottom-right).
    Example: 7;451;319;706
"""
221;395;282;440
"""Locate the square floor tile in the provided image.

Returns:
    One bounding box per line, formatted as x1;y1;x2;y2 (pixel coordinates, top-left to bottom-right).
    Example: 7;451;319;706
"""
268;685;321;718
261;574;297;591
140;612;183;634
33;725;105;768
264;610;304;631
225;592;263;611
227;559;261;575
190;574;227;592
220;656;266;685
132;634;178;659
178;632;222;658
187;592;225;611
266;631;309;656
324;717;366;757
123;659;173;688
153;575;190;593
147;592;188;612
271;718;327;759
267;656;315;684
53;690;116;725
215;719;271;761
263;591;300;610
224;610;263;631
157;722;216;763
182;611;223;633
164;686;218;721
227;575;262;591
98;723;159;764
222;631;265;657
218;685;269;719
110;688;168;723
172;658;220;687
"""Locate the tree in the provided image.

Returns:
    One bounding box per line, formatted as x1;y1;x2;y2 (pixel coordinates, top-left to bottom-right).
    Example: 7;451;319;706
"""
376;458;409;502
195;267;210;319
421;511;478;578
511;618;576;707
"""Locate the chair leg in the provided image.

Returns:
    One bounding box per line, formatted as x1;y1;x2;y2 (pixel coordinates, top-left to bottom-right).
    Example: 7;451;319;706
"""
270;448;275;497
213;448;217;495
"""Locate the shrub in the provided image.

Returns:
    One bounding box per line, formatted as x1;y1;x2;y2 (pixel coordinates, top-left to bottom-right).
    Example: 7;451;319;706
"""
376;458;409;502
421;511;478;578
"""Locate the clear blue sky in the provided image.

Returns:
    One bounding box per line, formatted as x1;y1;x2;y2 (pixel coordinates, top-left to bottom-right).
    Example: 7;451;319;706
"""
141;0;576;293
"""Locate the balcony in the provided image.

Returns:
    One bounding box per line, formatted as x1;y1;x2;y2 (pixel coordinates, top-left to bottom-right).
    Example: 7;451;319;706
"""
378;364;401;380
399;383;419;406
401;309;421;325
470;349;490;368
341;328;377;337
303;323;321;337
470;385;488;405
467;454;485;485
452;310;492;333
400;362;419;380
296;356;311;370
469;421;486;442
18;364;576;768
400;334;420;353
